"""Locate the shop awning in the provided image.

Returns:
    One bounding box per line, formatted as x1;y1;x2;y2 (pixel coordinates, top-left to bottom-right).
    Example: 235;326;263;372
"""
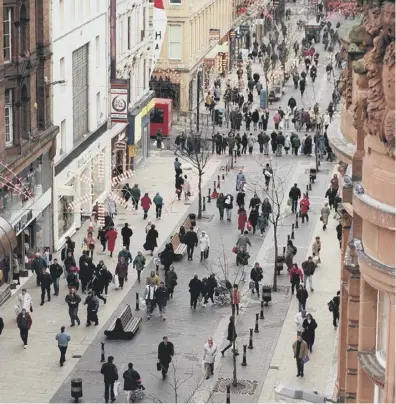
0;217;17;259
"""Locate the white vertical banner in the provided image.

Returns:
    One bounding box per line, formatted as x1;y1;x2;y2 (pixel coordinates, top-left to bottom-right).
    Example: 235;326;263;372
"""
152;0;168;73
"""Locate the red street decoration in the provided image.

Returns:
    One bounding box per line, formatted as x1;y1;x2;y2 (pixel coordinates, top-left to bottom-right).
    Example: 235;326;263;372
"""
211;190;219;199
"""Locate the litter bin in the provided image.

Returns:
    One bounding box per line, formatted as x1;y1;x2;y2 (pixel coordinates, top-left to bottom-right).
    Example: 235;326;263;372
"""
189;213;197;227
262;285;272;306
309;168;317;183
71;378;83;403
276;255;285;275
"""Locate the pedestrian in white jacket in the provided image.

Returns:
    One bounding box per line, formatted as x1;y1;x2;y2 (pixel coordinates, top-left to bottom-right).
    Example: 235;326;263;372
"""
295;310;306;335
199;232;210;262
15;289;32;317
203;338;217;379
284;134;291;154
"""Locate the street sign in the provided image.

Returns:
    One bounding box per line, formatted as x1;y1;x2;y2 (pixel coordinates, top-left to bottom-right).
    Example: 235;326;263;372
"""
260;90;267;109
240;25;249;33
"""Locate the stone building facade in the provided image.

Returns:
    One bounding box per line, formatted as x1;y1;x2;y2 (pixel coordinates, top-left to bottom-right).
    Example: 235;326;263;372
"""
328;1;395;402
0;0;58;273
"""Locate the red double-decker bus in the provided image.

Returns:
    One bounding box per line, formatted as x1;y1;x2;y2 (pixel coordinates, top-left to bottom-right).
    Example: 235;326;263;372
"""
324;0;357;13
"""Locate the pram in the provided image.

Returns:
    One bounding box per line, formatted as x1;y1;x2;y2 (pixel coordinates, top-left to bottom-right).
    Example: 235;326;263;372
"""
214;280;232;306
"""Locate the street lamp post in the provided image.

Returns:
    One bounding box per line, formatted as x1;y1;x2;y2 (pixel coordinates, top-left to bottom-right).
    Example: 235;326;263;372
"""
196;67;202;134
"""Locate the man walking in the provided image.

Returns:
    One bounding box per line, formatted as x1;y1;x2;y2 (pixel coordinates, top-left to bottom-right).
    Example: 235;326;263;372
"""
158;336;174;379
101;356;118;403
288;183;301;213
56;326;71;366
49;258;63;296
330;291;340;329
31;252;47;286
185;227;198;261
203;337;217;379
65;288;81;326
302;256;316;292
153;192;164;219
155;281;169;321
39;267;53;306
121;223;133;250
292;334;309;377
84;291;99;326
16;308;32;349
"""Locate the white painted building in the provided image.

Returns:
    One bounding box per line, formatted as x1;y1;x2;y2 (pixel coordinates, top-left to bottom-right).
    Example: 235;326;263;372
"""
51;0;127;250
115;0;155;168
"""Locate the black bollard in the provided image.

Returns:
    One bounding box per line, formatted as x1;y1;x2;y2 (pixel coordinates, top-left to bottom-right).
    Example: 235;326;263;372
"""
135;292;140;311
202;196;206;211
306;185;309;196
260;300;265;319
283;246;286;256
287;234;291;242
308;182;312;191
101;342;105;362
241;345;247;366
208;189;211;203
248;328;254;349
218;175;221;188
226;384;231;403
213;181;217;191
254;313;259;333
295;213;299;229
71;378;83;403
291;224;295;239
222;173;225;181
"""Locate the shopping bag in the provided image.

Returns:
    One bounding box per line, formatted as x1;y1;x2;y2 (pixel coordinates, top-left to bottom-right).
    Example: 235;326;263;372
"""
113;275;119;289
287;198;292;207
303;356;310;364
157;361;162;371
249;280;255;290
232;246;238;254
114;381;120;397
246;221;252;231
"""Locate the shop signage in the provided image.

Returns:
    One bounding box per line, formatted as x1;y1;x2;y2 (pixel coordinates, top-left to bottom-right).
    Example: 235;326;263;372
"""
230;30;236;38
260;89;267;109
240;25;249;33
14;210;33;234
209;28;220;43
77;150;93;168
111;79;129;123
272;0;280;5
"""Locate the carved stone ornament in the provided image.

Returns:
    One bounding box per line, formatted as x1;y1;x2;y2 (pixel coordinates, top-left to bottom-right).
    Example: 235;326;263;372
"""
362;0;395;153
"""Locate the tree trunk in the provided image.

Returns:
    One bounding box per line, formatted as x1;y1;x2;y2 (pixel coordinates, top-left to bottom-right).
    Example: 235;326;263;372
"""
232;340;237;387
197;169;202;219
273;221;278;292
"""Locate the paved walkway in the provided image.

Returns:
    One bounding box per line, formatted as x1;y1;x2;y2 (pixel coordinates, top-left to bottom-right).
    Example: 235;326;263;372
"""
0;154;225;404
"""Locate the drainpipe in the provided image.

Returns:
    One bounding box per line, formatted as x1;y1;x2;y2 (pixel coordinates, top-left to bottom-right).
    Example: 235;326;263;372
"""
110;0;117;81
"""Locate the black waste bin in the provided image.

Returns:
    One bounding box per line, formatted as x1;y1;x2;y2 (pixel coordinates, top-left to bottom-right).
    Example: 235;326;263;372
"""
71;378;83;403
262;285;272;306
189;213;197;227
309;168;317;182
276;255;285;275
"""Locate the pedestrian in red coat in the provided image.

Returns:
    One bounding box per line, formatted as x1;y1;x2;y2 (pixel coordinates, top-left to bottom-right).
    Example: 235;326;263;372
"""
105;227;118;258
299;194;310;224
237;207;247;234
141;193;152;220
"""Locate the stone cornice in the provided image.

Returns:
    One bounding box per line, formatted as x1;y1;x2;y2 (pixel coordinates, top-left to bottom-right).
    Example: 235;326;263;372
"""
327;120;356;164
357;351;385;388
353;185;395;231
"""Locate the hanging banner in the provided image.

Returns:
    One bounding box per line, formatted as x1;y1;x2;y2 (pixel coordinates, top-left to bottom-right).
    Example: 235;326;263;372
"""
152;0;168;73
260;89;267;109
111;79;128;123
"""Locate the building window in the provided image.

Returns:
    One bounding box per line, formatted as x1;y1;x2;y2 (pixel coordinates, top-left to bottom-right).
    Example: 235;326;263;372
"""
72;44;89;141
5;89;13;146
3;8;12;62
95;36;100;68
96;92;101;125
21;84;30;139
59;0;64;30
127;16;131;50
19;5;29;56
169;0;182;4
168;25;182;60
60;119;66;155
376;292;389;366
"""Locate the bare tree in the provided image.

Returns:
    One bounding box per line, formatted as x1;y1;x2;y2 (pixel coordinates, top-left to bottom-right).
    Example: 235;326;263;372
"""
245;162;293;292
170;125;212;219
149;359;212;403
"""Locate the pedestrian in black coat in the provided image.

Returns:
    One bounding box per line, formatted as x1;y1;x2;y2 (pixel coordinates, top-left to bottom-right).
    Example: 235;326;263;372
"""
302;313;317;352
296;285;309;312
39;268;52;305
248;208;259;234
188;274;202;309
221;316;237;356
158;336;174;379
49;259;63;296
101;356;118;403
204;274;217;304
270;131;277;153
185;227;198;260
121;223;133;250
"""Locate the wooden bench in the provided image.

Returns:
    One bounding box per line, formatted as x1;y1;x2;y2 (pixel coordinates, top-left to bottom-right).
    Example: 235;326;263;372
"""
171;217;199;261
104;304;142;340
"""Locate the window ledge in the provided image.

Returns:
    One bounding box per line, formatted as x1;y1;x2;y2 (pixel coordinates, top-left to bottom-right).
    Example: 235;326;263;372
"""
358;351;385;388
356;239;395;277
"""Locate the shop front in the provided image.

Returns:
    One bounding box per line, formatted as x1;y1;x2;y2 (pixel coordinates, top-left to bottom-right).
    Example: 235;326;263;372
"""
111;131;128;179
127;92;155;169
53;123;125;251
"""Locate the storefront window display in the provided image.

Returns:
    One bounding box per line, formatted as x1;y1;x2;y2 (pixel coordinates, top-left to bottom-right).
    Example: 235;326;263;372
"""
58;195;74;239
0;152;51;223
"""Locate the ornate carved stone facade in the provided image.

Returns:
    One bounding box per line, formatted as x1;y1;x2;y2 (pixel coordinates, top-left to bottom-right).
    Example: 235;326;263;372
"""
328;1;395;402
